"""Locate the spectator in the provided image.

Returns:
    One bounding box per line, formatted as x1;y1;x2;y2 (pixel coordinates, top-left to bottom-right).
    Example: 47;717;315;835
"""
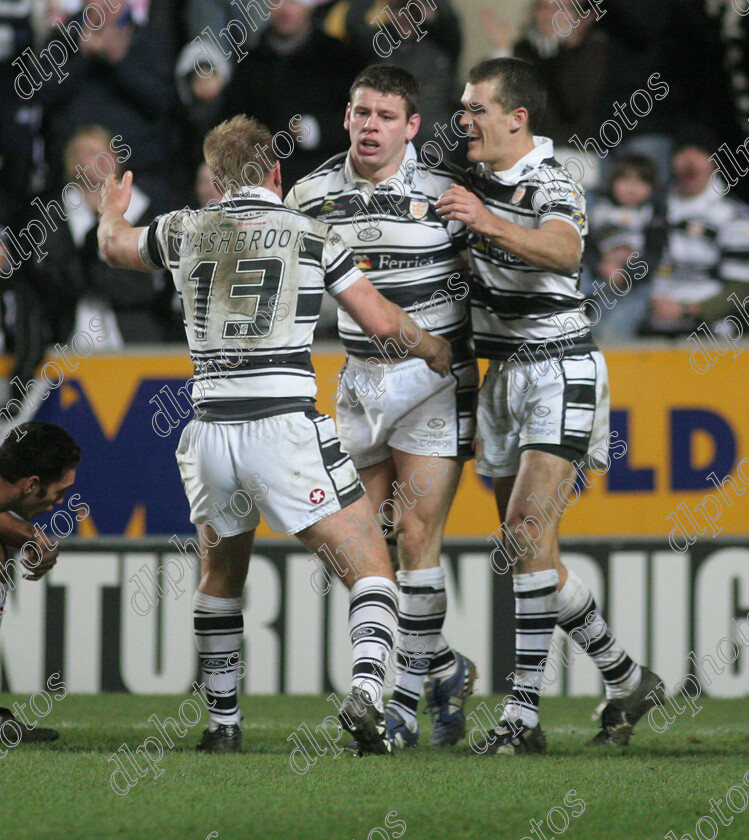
175;0;266;174
594;0;684;185
0;0;45;412
194;161;223;208
29;126;168;355
225;0;363;190
588;154;667;342
645;128;749;336
483;0;607;188
37;0;177;211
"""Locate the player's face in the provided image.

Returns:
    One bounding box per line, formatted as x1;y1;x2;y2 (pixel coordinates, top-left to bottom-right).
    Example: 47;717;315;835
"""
15;469;76;520
673;147;714;197
345;88;420;181
459;81;518;169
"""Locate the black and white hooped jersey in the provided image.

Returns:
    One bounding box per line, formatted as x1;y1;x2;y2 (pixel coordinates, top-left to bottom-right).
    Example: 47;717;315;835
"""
286;143;472;359
465;137;596;362
652;184;749;303
138;186;363;418
589;197;656;255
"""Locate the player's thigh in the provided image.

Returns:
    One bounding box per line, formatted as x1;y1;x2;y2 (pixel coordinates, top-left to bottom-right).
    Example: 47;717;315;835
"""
296;493;393;586
175;420;261;537
389;360;474;461
358;457;397;512
247;411;364;535
492;475;516;524
391;449;463;529
198;525;254;598
475;362;520;479
518;351;610;471
507;448;576;530
335;357;391;469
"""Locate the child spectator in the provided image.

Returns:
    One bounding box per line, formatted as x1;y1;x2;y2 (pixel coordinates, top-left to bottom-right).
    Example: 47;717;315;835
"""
588;154;666;342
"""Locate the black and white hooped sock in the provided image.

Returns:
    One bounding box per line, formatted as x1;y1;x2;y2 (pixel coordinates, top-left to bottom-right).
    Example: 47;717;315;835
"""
557;568;641;700
193;591;244;730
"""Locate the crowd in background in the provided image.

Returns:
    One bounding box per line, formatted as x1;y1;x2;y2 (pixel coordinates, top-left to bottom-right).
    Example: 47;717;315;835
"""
0;0;748;408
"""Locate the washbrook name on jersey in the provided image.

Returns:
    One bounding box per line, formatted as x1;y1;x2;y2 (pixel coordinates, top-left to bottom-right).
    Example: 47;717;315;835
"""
138;186;364;420
465;136;597;364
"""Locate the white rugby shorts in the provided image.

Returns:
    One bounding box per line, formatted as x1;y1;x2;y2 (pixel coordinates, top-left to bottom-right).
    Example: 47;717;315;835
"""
175;410;364;536
475;351;610;477
334;355;477;468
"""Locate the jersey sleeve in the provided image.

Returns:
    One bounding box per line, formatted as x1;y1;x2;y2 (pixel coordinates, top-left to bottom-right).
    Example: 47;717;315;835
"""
137;211;177;270
321;227;365;295
534;173;588;238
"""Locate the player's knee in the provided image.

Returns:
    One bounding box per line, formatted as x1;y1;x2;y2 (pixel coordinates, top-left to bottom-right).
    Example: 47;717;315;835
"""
394;515;429;566
505;511;547;560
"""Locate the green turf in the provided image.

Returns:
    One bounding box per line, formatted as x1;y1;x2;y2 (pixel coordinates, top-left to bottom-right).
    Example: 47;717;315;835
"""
2;694;747;840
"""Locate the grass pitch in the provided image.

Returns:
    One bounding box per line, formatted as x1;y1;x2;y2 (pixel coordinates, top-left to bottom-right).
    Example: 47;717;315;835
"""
2;694;747;840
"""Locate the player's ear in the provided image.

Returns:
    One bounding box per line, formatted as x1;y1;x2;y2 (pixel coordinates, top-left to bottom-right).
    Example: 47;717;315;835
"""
405;112;420;142
17;476;39;497
272;162;282;190
510;106;530;132
344;103;352;131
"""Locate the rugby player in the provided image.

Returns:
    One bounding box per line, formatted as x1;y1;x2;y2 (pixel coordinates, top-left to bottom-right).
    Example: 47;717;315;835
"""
287;66;478;749
98;114;452;756
0;421;81;744
436;58;664;752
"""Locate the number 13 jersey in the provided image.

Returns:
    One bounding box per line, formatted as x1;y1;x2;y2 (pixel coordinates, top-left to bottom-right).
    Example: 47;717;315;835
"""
138;186;363;418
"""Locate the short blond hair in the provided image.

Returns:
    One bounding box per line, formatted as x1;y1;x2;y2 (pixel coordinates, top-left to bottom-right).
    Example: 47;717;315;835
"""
203;114;277;193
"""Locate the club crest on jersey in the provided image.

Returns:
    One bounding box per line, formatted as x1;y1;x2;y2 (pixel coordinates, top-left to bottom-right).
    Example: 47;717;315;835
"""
357;227;382;242
409;199;429;219
511;186;526;205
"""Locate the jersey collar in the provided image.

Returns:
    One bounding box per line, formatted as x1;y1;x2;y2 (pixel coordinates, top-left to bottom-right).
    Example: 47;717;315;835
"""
477;136;555;185
222;185;282;204
344;142;419;196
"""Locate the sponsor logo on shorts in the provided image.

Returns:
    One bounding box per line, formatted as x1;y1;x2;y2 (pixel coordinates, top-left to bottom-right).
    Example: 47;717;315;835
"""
533;406;551;417
309;489;326;504
427;418;445;429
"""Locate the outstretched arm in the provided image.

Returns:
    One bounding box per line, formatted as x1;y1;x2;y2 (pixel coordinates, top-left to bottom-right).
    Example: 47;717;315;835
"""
97;172;149;272
335;276;452;376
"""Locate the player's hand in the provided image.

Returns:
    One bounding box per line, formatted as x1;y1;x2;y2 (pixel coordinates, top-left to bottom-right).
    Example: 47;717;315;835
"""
99;171;133;218
436;185;498;237
424;334;452;377
20;540;60;581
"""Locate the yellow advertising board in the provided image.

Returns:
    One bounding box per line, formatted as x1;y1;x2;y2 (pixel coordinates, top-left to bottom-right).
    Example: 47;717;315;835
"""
12;345;747;539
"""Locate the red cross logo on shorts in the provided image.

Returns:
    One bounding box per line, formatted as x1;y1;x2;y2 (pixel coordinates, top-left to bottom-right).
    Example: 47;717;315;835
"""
309;488;326;504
